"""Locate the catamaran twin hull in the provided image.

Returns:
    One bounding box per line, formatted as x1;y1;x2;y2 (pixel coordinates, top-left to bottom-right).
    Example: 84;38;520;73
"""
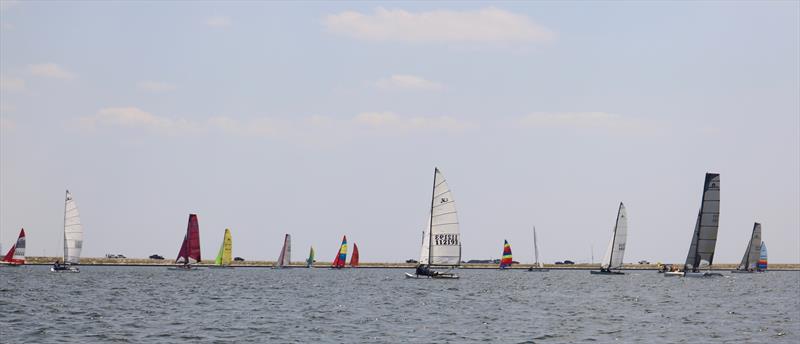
404;272;459;279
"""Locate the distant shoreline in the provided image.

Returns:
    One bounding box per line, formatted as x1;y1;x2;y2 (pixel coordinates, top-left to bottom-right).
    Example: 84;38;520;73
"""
20;257;800;271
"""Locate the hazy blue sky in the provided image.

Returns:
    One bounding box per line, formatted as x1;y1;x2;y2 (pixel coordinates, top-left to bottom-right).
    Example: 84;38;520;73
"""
1;1;798;264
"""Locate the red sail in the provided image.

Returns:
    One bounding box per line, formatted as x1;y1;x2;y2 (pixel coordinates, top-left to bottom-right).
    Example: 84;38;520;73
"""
2;228;25;265
176;214;201;264
331;235;347;268
350;243;359;267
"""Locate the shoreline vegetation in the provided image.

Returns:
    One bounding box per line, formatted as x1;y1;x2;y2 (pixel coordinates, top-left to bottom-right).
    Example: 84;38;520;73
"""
21;257;800;270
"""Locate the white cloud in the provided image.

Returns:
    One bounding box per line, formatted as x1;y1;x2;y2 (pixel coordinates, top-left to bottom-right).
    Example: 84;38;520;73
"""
0;76;25;92
517;112;659;134
324;7;555;43
79;108;476;139
354;112;477;133
375;75;444;91
206;16;232;28
28;63;75;79
137;81;176;93
80;107;203;135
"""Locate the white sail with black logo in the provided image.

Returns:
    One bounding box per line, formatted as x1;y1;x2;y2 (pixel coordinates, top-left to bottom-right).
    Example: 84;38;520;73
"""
418;168;461;267
684;173;720;271
737;222;761;271
600;202;628;270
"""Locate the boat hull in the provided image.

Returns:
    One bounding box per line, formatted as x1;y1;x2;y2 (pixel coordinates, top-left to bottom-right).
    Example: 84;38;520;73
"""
684;271;724;278
527;268;550;272
167;266;201;271
730;270;764;274
663;271;684;277
404;272;459;279
208;265;234;269
50;266;80;273
590;270;625;275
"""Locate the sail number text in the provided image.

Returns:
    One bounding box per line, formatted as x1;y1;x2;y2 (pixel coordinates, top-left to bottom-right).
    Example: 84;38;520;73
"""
434;234;459;246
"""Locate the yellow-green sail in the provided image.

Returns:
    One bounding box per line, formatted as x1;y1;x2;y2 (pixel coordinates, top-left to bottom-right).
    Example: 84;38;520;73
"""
215;228;233;266
306;246;315;268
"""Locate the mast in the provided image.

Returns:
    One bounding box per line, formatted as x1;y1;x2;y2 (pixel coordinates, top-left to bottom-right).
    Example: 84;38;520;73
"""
426;167;437;267
62;190;68;262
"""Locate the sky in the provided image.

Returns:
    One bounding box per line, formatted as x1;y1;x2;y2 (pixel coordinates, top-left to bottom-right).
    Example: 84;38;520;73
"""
1;1;798;264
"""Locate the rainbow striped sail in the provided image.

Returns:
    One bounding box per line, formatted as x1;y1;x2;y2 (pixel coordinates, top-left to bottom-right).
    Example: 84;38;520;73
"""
500;240;513;269
757;242;768;271
331;235;347;268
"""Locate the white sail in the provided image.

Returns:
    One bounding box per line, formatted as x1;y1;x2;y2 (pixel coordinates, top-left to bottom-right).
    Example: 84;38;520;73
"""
600;202;627;270
63;190;83;264
419;168;461;266
533;226;543;268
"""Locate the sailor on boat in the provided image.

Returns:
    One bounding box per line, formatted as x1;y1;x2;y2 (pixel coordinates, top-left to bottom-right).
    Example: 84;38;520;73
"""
415;265;438;277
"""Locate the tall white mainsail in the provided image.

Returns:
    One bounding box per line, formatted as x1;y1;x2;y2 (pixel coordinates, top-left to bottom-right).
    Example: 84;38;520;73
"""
533;226;543;268
600;202;627;270
419;168;461;267
63;190;83;264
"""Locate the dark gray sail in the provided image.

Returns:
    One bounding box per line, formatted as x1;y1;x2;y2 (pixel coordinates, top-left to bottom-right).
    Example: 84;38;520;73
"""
684;173;720;272
737;222;762;271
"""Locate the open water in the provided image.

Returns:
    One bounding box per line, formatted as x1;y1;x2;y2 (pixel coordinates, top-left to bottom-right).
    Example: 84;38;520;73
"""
1;266;798;343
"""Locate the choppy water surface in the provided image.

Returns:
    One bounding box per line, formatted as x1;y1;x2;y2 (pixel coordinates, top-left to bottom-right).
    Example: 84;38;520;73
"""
1;267;798;343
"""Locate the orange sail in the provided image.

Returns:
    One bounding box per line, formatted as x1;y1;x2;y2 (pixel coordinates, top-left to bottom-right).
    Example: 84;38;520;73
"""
350;243;359;267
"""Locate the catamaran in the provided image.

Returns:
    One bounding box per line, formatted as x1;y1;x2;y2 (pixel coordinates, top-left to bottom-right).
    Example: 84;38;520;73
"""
275;234;291;268
757;242;767;271
732;223;761;273
306;246;315;268
591;202;628;275
499;240;513;269
331;235;347;269
666;173;722;277
170;214;201;270
528;226;549;272
1;228;26;266
211;228;233;268
350;243;360;267
52;190;82;273
406;168;461;279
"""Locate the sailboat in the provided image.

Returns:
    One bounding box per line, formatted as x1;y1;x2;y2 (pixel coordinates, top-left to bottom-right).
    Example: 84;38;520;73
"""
528;226;549;272
51;190;82;272
211;228;233;268
275;234;291;268
757;242;768;272
331;235;347;269
169;214;201;270
406;167;461;279
591;202;628;275
350;243;359;267
1;228;26;266
732;223;761;273
667;173;722;278
306;246;315;268
499;240;513;269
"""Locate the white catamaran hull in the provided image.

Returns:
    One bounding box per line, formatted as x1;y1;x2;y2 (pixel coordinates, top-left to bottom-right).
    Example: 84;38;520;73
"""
663;271;684;277
404;272;459;279
50;266;80;273
683;271;724;278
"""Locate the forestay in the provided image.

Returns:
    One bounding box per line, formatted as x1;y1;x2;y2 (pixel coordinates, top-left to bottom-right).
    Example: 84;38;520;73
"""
63;190;84;264
600;202;628;270
684;173;720;271
419;168;461;267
